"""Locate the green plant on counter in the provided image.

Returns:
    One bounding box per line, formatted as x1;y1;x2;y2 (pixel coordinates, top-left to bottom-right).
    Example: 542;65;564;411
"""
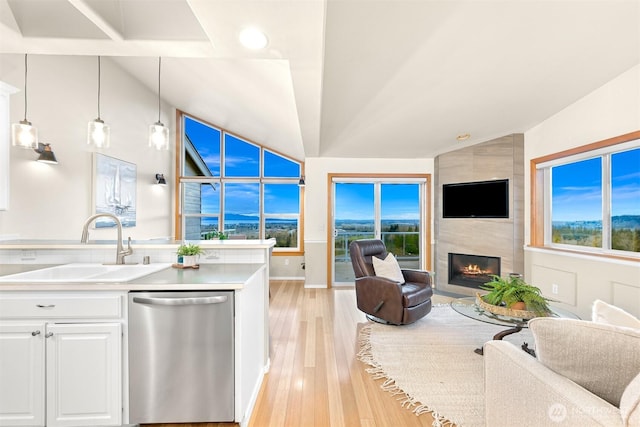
204;230;228;240
176;243;203;256
479;274;552;315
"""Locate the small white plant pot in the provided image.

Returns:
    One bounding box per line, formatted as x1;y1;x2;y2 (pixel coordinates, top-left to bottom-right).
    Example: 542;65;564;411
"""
182;255;198;267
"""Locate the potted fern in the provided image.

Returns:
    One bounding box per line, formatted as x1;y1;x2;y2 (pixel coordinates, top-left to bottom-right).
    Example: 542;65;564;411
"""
176;243;203;267
478;274;552;317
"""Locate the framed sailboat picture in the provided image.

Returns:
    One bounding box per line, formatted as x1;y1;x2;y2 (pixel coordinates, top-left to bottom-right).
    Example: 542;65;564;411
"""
93;153;137;228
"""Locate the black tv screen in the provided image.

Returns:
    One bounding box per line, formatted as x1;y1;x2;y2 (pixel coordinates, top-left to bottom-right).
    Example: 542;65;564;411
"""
442;179;509;218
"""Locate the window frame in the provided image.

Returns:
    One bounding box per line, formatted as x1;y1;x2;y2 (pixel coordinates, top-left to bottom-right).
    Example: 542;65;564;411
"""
530;130;640;261
175;110;304;254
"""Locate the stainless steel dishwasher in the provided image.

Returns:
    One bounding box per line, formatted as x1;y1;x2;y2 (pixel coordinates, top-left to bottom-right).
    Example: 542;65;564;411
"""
128;291;234;423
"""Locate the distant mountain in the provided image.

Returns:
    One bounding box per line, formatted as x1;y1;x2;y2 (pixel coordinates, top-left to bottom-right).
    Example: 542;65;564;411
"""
553;215;640;230
222;214;297;223
224;213;259;221
335;219;419;224
612;215;640;229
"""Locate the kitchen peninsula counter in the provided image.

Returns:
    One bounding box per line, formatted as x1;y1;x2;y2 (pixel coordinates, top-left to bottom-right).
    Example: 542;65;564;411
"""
0;263;265;291
0;240;274;427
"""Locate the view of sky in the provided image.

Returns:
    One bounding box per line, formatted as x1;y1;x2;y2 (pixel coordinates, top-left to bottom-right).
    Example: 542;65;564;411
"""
335;183;420;221
552;148;640;222
185;117;301;217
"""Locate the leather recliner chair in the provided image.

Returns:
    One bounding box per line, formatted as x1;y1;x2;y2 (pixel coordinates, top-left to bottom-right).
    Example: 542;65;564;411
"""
349;239;433;325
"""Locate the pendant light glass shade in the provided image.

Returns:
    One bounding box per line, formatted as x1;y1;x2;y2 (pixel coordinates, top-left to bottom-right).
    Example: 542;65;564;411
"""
88;119;110;148
11;54;38;149
88;56;110;148
12;120;38;149
149;122;169;150
149;57;169;150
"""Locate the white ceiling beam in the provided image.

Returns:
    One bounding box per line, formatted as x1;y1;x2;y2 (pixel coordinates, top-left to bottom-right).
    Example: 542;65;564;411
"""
67;0;124;41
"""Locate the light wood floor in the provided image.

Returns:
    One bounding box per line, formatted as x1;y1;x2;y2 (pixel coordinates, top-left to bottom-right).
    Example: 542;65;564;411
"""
146;280;446;427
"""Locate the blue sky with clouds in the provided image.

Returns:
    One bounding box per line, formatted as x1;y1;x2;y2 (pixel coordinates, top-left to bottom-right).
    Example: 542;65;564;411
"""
552;148;639;221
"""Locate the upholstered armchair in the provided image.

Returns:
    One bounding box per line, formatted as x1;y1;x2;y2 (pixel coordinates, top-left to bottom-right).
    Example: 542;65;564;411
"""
484;303;640;426
349;239;433;325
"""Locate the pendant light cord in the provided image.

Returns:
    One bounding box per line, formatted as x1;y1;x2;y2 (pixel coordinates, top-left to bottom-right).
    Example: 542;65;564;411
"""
157;56;162;123
23;53;28;121
97;56;102;119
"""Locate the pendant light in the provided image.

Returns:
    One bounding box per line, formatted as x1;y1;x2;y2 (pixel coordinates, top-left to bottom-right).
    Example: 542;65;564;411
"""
87;56;110;148
149;57;169;150
11;54;38;149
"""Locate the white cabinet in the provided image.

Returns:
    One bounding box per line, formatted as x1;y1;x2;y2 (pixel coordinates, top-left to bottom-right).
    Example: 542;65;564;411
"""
0;322;45;426
46;323;122;427
0;292;124;427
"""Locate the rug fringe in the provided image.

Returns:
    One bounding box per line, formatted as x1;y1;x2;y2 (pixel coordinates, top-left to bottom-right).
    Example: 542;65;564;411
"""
357;322;459;427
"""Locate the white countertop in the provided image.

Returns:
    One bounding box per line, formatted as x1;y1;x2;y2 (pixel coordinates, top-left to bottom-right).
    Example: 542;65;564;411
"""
0;263;266;291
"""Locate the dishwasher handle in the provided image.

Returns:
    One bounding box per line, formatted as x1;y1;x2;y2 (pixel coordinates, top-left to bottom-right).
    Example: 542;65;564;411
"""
132;295;228;306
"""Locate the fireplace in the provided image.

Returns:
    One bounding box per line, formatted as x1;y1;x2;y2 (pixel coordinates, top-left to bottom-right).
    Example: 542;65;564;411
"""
448;253;500;289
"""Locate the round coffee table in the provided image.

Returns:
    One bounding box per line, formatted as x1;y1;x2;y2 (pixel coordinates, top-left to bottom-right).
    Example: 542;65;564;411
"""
450;296;580;355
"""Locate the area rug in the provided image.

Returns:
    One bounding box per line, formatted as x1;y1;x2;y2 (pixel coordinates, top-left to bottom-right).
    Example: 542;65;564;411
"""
358;304;534;427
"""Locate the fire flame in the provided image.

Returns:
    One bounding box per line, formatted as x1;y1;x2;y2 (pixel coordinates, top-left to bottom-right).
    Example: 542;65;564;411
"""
462;264;490;276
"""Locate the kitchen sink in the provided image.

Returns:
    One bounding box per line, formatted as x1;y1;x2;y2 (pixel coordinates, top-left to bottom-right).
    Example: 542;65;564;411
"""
0;263;172;283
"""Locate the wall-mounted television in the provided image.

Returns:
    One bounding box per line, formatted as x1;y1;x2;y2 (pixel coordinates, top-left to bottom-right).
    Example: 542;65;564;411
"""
442;179;509;218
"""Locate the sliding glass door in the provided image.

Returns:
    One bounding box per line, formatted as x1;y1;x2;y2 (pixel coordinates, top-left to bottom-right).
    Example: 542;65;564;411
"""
380;183;421;269
332;177;425;286
333;183;376;284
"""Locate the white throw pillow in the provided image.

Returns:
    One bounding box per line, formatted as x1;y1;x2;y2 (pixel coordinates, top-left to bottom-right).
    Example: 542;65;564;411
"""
592;299;640;330
530;317;640;407
372;253;405;284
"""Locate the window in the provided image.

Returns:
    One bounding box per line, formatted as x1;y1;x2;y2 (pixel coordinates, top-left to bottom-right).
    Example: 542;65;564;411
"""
532;131;640;258
611;148;640;252
177;113;303;251
551;157;602;247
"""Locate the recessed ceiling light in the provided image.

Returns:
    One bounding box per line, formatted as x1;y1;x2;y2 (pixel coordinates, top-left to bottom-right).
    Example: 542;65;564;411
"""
239;27;268;50
456;133;471;141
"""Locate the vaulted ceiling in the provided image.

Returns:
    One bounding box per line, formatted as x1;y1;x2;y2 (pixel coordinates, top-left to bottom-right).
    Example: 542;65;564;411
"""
1;0;639;161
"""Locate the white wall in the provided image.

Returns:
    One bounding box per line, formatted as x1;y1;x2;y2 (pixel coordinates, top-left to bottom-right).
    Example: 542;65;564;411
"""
524;64;640;318
303;157;434;287
0;54;174;241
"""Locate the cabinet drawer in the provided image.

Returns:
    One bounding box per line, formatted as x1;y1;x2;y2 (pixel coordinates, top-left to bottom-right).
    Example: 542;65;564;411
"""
0;293;123;319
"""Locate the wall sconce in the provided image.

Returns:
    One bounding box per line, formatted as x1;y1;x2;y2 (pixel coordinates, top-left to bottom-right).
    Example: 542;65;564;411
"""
11;54;38;149
298;175;305;186
34;143;58;164
87;56;110;148
149;57;169;150
155;173;167;185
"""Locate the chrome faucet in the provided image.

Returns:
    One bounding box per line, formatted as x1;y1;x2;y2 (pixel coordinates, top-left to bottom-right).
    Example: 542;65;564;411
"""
80;213;133;265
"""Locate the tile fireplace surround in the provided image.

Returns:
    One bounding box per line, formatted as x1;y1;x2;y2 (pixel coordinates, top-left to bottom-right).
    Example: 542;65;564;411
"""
434;134;525;296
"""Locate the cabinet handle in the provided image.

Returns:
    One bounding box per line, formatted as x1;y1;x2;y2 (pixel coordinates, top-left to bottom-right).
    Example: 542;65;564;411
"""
36;304;55;308
31;330;41;336
45;332;53;338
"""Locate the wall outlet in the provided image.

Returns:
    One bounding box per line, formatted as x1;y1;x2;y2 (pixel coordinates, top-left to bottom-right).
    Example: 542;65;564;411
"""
21;250;37;261
284;258;289;266
552;283;559;294
204;250;220;259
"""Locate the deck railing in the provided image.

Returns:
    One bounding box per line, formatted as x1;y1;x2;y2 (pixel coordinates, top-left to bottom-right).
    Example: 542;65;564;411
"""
334;231;420;265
